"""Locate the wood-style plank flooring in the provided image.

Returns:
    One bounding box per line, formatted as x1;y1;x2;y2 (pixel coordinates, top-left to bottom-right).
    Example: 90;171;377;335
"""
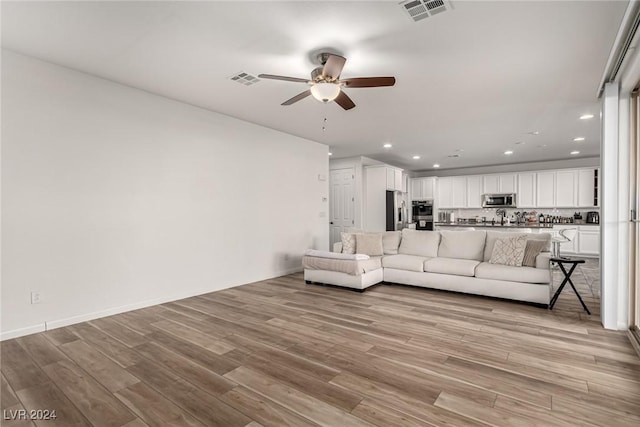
2;265;639;427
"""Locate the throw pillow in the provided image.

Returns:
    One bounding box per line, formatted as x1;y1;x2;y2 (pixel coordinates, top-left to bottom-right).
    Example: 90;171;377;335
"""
356;233;384;256
522;239;548;267
341;232;356;254
489;235;527;266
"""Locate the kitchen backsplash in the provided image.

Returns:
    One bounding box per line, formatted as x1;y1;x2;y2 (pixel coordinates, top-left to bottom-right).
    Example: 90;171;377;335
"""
438;207;599;222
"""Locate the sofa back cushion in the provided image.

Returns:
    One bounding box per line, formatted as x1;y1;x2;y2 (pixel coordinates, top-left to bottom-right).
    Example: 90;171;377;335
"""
438;230;487;261
483;231;551;262
382;231;402;255
398;229;441;257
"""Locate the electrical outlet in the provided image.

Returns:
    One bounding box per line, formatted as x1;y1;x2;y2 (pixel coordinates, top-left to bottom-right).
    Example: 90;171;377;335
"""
31;292;42;304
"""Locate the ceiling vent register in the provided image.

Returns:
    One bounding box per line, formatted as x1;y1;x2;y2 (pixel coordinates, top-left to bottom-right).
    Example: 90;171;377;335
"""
400;0;451;22
229;72;260;86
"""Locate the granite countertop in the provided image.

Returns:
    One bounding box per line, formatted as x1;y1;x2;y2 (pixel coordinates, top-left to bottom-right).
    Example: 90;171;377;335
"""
433;222;600;228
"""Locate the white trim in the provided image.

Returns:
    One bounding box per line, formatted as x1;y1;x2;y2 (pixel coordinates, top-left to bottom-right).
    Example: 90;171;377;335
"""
0;324;46;341
601;82;622;329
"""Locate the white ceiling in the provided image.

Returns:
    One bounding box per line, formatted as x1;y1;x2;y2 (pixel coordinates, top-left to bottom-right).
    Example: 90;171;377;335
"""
1;1;628;171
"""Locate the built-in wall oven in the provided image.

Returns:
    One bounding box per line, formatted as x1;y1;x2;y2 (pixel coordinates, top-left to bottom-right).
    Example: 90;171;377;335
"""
412;200;434;230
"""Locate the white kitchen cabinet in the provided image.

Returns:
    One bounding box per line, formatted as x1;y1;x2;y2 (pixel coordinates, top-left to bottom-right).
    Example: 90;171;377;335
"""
451;177;467;208
402;172;408;193
437;177;454;208
578;226;600;255
536;172;556;207
555;170;577;207
483;173;517;194
384;167;403;191
394;169;403;192
517;172;537;208
466;176;483;208
410;177;436;200
577;169;597;207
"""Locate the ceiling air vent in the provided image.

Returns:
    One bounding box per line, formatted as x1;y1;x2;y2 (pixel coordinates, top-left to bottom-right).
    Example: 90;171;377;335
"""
229;72;260;86
399;0;452;22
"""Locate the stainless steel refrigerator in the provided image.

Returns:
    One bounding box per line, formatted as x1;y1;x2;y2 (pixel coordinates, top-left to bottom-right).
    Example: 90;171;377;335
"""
386;190;406;231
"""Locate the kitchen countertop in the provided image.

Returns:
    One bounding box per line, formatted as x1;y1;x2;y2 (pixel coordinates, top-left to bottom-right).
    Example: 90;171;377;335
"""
433;222;600;228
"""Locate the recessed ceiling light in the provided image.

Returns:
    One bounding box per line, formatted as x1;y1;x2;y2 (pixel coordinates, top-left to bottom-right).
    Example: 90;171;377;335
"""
383;143;392;148
573;137;585;142
504;150;514;155
455;148;464;152
570;150;580;155
328;152;333;156
433;164;440;168
537;144;547;148
526;131;540;135
580;114;594;120
412;155;421;160
448;154;460;158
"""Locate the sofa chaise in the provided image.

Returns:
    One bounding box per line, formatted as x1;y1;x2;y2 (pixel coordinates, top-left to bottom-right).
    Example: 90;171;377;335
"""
302;229;552;306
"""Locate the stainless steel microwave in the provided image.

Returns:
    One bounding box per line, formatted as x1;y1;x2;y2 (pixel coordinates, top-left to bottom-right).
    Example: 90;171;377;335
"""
482;193;517;208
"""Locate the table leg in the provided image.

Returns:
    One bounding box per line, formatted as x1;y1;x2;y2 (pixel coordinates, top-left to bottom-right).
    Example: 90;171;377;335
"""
549;262;591;314
549;271;570;309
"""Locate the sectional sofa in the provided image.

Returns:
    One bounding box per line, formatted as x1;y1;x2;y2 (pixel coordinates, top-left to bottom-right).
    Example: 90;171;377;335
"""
302;229;553;306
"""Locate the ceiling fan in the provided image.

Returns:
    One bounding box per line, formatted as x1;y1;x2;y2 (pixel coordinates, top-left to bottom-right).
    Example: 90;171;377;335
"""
258;53;396;111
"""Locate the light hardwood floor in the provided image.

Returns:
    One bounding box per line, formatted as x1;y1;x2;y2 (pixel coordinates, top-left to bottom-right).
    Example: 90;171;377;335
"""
2;267;639;427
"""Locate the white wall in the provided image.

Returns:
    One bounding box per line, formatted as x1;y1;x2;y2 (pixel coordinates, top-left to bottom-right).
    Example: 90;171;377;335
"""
1;51;329;339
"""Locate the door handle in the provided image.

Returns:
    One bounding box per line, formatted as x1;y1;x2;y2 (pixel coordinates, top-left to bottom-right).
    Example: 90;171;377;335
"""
330;222;334;224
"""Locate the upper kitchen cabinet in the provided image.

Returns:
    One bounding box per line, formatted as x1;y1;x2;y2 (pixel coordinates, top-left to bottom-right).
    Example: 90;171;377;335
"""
483;173;517;194
577;168;599;207
536;169;591;208
438;176;467;208
555;170;577;207
466;176;483;208
517;172;537;208
410;177;437;200
384;166;404;192
536;171;556;207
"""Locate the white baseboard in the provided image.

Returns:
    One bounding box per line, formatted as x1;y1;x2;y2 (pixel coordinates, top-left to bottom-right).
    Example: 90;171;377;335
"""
0;324;46;341
1;268;303;341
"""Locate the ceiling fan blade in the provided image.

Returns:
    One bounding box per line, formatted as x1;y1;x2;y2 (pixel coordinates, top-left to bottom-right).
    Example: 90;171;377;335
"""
334;91;356;110
322;54;347;80
282;90;312;106
340;77;396;88
258;74;310;84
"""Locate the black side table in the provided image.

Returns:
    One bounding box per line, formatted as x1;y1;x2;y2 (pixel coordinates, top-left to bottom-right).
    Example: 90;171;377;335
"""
549;257;590;314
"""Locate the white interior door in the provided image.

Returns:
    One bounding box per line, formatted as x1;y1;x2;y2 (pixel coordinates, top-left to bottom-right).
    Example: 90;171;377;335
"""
330;168;355;248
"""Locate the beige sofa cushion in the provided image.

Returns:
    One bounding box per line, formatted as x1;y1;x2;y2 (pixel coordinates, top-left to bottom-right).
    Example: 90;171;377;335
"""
382;231;402;255
302;256;382;276
424;257;480;277
438;230;487;261
356;233;384;256
484;231;551;262
382;254;429;272
475;262;551;284
398;229;441;258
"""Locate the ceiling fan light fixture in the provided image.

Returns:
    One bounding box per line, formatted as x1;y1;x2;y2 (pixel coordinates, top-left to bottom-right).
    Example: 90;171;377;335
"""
310;82;341;103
